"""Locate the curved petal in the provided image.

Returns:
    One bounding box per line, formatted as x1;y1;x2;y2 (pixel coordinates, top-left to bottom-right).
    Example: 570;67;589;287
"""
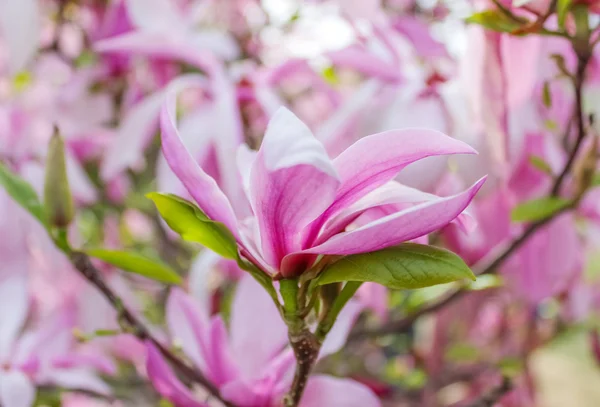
50;369;111;395
145;342;208;407
160;93;239;237
320;300;363;358
304;129;478;246
125;0;184;32
250;108;340;268
301;375;381;407
293;177;485;257
320;181;476;244
0;0;39;73
0;276;29;362
0;370;35;407
230;275;287;378
166;289;210;374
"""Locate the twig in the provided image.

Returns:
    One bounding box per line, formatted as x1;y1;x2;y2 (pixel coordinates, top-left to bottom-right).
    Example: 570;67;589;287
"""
69;251;234;407
461;377;512;407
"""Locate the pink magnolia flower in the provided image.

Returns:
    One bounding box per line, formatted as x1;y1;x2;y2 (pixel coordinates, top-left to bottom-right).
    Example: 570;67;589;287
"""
0;275;114;407
146;274;379;407
161;101;485;277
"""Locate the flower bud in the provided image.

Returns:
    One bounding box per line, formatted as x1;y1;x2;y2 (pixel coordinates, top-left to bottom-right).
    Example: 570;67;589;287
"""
44;129;75;228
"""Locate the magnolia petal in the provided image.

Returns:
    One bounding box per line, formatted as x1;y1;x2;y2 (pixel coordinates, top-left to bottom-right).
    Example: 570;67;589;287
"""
250;108;340;267
0;370;35;407
230;275;287;378
145;342;208;407
320;300;363;358
50;369;111;395
0;0;39;73
329;129;477;219
0;276;29;362
295;177;485;257
301;375;381;407
166;289;210;374
124;0;184;32
160;93;239;237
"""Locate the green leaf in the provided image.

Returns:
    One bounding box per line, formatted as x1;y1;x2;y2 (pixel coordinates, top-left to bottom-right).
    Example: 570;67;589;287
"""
85;249;182;285
466;10;524;33
147;192;238;259
592;173;600;187
316;243;475;289
557;0;573;28
0;162;46;226
510;197;571;222
529;155;553;175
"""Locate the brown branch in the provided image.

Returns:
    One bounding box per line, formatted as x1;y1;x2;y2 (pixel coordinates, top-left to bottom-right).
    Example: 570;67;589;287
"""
461;377;512;407
69;251;234;407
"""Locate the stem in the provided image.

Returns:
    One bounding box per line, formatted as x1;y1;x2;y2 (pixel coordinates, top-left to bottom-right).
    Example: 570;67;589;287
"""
280;279;321;407
68;252;234;407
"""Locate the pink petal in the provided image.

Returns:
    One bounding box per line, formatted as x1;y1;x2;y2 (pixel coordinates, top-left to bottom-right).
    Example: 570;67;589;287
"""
0;0;39;73
145;342;208;407
230;275;287;378
320;300;363;358
301;375;381;407
327;46;401;83
249;108;340;269
296;177;486;257
166;289;210;374
49;369;111;395
0;276;29;362
124;0;184;32
502;214;582;304
320;181;476;244
357;283;389;320
0;370;35;407
304;129;478;247
207;317;239;386
160;93;239;237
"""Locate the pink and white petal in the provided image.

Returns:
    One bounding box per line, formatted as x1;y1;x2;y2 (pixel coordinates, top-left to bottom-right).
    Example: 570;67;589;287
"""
166;289;210;373
50;369;111;395
206;317;239;386
301;375;381;407
95;32;211;70
249;108;340;268
326;128;477;222
65;149;97;204
320;300;363;358
145;342;208;407
357;283;388;320
0;370;35;407
502;214;582;304
188;251;221;313
188;31;240;61
295;177;485;257
101;89;165;181
160;92;240;237
320;181;475;243
0;0;39;74
327;46;400;83
230;275;287;378
0;275;29;362
124;0;184;32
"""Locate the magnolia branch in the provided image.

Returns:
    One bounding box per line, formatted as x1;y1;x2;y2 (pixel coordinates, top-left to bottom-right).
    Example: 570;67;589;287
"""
461;377;512;407
68;251;234;407
351;36;593;342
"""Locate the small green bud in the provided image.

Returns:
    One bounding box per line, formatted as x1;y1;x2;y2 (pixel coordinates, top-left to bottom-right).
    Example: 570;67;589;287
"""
44;129;74;228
